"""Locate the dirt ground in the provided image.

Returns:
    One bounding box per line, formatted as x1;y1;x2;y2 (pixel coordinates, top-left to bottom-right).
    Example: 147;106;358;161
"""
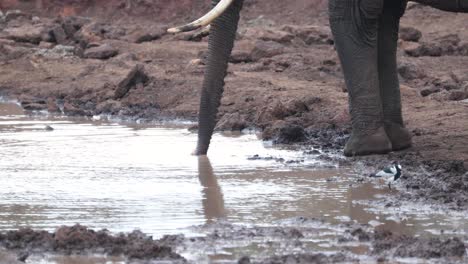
0;0;467;262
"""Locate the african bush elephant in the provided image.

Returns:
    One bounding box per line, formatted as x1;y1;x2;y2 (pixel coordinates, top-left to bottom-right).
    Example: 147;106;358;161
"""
168;0;468;156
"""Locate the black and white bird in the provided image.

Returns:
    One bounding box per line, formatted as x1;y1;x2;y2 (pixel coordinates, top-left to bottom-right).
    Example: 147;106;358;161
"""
371;161;402;189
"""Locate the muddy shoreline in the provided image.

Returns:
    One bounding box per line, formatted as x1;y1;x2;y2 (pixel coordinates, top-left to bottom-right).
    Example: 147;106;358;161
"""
1;1;467;263
0;221;466;263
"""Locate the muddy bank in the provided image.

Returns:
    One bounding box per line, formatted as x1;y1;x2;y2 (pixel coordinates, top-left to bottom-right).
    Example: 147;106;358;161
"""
0;224;185;263
1;222;466;263
0;0;467;232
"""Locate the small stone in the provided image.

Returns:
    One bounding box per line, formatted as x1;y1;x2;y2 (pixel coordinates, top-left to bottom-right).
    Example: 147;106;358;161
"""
448;90;467;101
238;256;251;264
282;25;333;45
215;113;247;131
5;10;31;22
264;122;306;144
4;25;44;44
420;87;440;97
258;29;295;44
405;42;442;57
250;40;285;61
188;59;204;66
230;50;252;63
95;100;122;114
17;251;29;262
399;26;422;42
127;28;165;43
436;34;461;55
84;43;118;60
51;25;68;44
398;62;426;80
114;64;149;99
39;41;54;49
458;42;468;56
46;98;60;112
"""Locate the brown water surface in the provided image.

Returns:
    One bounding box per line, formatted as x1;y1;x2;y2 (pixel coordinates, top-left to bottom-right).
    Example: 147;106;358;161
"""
0;101;466;263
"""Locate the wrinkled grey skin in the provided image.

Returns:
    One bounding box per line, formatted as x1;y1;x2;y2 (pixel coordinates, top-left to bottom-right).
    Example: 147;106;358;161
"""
194;0;468;156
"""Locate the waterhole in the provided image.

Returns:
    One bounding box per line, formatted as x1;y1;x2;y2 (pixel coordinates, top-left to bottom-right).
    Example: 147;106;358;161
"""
0;101;466;263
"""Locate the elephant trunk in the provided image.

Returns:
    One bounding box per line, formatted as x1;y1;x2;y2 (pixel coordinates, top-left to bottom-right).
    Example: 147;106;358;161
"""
411;0;468;12
195;0;244;155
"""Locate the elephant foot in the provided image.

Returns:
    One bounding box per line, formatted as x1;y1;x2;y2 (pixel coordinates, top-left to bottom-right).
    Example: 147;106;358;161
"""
344;126;392;157
385;122;412;151
193;144;209;156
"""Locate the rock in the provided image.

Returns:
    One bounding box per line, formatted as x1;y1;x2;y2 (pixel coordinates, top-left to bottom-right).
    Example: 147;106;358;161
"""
399;26;422;42
44;125;54;131
95;100;122;114
20;97;47;111
398;62;426;80
31;16;41;24
420;87;440;97
216;113;247;131
263;121;306;144
350;228;370;242
17;251;29;262
282;25;333;45
459;42;468;56
60;16;89;39
419;43;443;57
250;40;285;61
21;103;47;111
35;45;76;59
402;41;422;56
432;77;459;91
4;10;31;22
84;44;118;59
259;29;294;44
373;230;466;258
126;27;165;43
75;22;124;45
63;102;88;116
188;59;204;66
238;256;251;264
230;50;252;63
51;25;68;44
38;41;54;49
4;25;44;44
46;98;61;113
448;90;467;101
114;64;149;99
405;42;442;57
435;34;460;55
270;100;293;119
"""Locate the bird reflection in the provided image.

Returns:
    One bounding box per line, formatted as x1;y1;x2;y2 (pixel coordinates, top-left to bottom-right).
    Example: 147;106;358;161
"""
197;156;226;223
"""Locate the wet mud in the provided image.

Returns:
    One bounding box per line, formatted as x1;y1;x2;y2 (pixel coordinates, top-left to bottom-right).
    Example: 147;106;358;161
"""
1;221;466;263
0;225;185;263
0;1;467;263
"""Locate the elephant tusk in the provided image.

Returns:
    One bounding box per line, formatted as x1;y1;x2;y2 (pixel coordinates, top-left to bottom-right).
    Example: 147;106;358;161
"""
167;0;234;33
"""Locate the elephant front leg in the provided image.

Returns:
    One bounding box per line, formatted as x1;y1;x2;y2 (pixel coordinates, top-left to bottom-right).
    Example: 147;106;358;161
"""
378;0;412;151
329;0;392;156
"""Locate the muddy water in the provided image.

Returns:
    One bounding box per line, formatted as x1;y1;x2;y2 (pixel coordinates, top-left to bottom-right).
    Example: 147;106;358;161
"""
0;101;467;263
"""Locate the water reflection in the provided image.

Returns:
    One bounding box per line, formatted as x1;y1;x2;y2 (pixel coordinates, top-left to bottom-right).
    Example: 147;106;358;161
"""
197;156;226;223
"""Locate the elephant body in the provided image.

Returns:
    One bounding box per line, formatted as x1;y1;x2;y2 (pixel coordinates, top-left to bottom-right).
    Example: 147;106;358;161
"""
193;0;468;156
